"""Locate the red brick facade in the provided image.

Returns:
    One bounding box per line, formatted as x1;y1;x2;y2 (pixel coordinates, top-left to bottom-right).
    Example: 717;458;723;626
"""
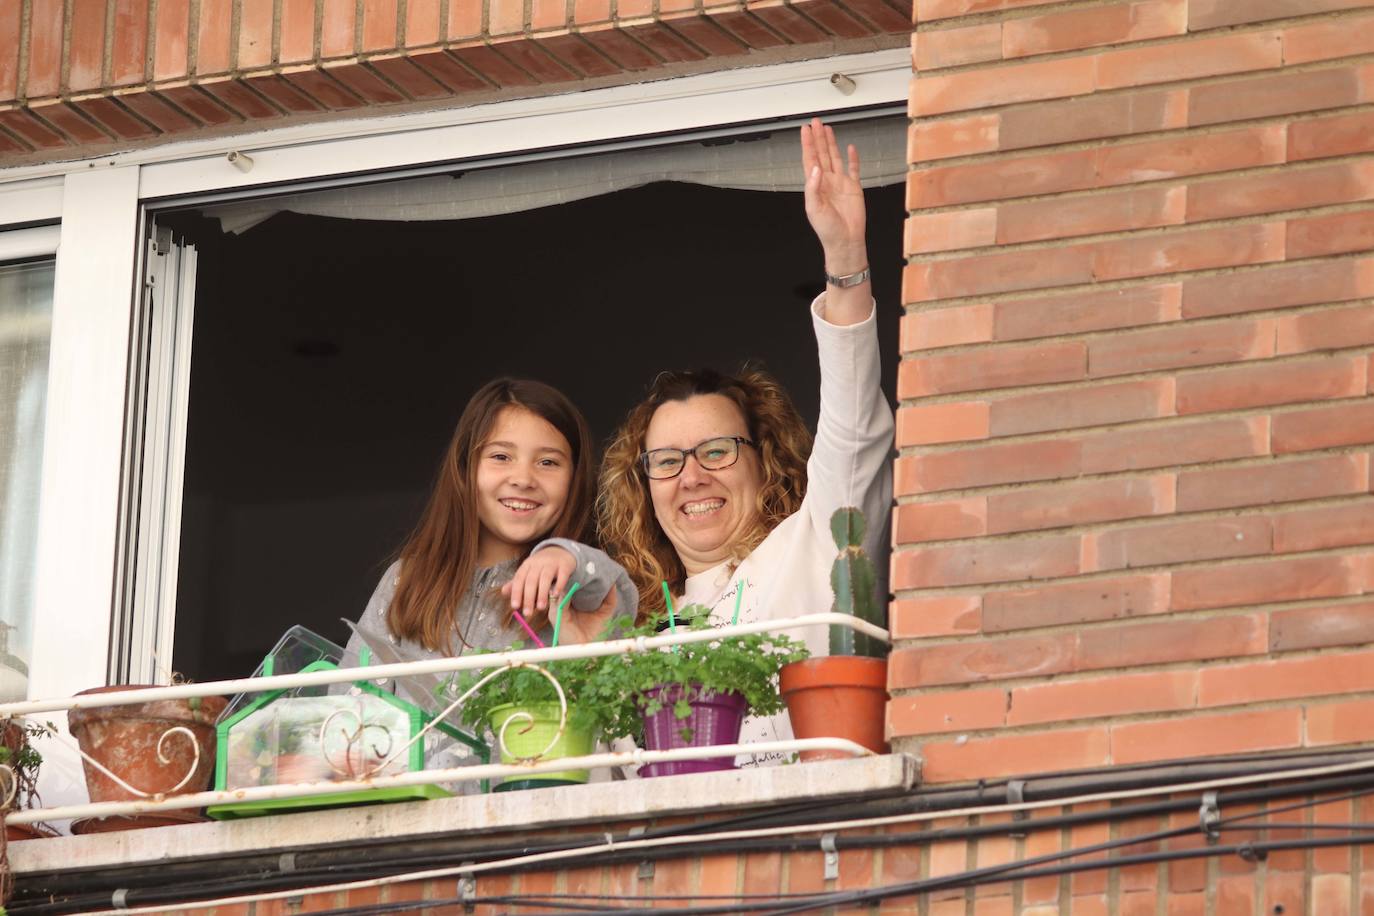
0;0;910;163
156;785;1374;914
890;0;1374;784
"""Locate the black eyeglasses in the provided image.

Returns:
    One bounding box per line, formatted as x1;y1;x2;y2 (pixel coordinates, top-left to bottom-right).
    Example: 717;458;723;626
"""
640;436;755;480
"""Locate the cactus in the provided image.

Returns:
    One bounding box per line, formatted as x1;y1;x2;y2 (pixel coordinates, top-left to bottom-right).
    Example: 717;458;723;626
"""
828;507;887;658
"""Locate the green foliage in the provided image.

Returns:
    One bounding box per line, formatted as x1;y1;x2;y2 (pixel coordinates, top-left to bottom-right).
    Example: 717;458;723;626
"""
828;507;888;659
441;647;612;739
591;610;810;743
0;719;53;811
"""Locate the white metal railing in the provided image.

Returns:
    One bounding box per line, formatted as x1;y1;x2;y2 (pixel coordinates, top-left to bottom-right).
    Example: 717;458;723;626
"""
0;614;889;827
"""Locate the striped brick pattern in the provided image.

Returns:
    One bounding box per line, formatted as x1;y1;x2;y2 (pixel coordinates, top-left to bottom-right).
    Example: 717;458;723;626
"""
0;0;911;161
891;0;1374;782
148;790;1374;915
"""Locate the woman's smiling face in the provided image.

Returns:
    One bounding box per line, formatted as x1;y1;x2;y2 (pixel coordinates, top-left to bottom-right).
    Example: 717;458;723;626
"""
644;394;763;576
474;406;573;566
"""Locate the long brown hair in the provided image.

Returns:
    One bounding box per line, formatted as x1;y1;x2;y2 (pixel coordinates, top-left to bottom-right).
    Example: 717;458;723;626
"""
388;378;594;653
598;367;812;619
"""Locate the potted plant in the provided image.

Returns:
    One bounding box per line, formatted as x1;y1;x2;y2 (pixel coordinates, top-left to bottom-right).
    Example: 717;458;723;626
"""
0;718;57;841
447;651;607;792
597;611;809;778
67;686;227;831
779;507;890;761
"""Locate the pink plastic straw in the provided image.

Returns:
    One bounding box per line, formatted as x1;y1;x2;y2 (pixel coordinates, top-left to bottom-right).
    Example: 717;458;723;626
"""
511;609;547;648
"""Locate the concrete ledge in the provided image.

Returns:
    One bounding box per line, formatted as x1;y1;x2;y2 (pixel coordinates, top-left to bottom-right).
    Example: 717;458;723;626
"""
11;754;919;875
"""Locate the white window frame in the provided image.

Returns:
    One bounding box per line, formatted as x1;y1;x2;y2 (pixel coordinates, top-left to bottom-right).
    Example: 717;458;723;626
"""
0;47;910;699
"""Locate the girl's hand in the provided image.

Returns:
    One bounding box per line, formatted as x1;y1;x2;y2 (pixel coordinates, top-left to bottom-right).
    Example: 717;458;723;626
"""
503;547;576;620
556;591;620;646
801;117;867;274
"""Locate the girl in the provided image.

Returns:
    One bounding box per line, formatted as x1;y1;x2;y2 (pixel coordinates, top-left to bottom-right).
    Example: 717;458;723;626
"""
345;378;636;675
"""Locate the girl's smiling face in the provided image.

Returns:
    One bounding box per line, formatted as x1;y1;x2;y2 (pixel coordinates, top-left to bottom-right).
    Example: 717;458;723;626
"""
474;406;574;566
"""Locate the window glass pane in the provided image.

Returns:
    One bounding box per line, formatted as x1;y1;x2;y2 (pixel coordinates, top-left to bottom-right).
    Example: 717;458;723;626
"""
0;259;54;702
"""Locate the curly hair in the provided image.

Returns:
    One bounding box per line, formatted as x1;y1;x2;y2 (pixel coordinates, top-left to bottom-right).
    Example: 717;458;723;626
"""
598;367;812;619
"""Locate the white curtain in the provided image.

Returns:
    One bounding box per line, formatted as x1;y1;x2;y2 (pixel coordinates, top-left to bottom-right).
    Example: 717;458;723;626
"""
206;118;908;234
0;260;55;703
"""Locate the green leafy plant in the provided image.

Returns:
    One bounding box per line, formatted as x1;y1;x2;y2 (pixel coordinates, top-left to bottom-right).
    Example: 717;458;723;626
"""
591;610;810;743
827;507;888;659
441;647;613;739
0;718;54;812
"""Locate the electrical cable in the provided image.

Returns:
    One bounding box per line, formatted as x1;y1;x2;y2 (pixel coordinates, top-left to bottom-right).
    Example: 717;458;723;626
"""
23;761;1374;915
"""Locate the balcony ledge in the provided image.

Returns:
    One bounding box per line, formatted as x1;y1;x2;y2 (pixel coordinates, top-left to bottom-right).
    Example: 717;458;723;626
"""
10;753;919;875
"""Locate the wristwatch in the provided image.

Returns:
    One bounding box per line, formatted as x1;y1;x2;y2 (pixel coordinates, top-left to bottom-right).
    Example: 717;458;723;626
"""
824;266;871;288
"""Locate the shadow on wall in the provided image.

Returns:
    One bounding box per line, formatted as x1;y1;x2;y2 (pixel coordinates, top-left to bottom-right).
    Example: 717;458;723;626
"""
171;180;904;681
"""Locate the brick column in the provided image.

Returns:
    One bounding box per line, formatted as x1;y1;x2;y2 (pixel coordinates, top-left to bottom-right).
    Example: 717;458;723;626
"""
891;0;1374;783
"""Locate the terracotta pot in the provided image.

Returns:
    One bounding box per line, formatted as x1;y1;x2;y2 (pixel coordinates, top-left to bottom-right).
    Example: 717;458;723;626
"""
5;822;47;841
780;656;889;762
67;686;227;807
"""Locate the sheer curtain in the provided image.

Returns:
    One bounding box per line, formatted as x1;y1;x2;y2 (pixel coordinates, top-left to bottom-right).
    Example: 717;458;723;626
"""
0;260;55;702
205;117;907;233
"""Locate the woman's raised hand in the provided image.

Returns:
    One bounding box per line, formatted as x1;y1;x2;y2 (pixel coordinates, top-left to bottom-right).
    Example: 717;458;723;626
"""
801;116;872;326
801;116;867;275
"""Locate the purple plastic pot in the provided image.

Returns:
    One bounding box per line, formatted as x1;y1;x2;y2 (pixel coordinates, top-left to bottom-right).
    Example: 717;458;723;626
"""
638;685;747;778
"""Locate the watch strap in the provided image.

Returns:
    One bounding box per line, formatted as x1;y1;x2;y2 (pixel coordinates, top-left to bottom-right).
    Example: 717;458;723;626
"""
824;266;871;288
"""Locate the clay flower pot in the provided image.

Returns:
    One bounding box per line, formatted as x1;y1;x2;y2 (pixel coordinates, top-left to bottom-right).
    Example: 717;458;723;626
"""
780;657;889;762
67;686;227;806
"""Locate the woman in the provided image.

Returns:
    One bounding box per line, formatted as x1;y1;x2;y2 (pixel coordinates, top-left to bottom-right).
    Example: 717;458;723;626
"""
598;118;893;760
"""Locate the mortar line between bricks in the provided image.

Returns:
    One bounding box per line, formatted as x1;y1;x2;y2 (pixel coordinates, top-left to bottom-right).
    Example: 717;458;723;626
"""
914;3;1374;39
907;201;1374;264
909;21;1367;81
914;0;1121;33
908;199;1374;262
890;488;1374;551
906;147;1374;218
898;253;1374;310
885;691;1374;733
891;541;1372;587
896;322;1374;374
895;488;1374;531
888;665;1374;704
892;452;1374;503
905;95;1374;170
887;601;1374;653
895;444;1374;487
900;251;1374;312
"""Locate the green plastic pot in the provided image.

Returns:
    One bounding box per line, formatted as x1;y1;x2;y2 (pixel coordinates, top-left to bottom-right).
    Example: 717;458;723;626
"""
487;702;594;790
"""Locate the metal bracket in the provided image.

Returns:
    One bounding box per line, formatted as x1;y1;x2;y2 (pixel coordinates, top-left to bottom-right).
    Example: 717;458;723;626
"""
821;833;839;881
629;826;654;879
459;862;477;914
1199;791;1221;844
1006;779;1029;835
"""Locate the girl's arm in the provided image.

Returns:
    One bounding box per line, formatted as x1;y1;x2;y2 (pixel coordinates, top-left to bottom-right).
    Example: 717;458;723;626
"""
504;540;639;643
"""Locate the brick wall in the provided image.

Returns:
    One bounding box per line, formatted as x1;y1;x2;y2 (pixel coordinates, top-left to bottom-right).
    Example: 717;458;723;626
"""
890;0;1374;783
0;0;910;163
152;785;1374;914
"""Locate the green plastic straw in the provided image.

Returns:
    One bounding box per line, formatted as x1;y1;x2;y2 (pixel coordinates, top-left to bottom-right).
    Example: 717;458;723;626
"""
662;581;677;634
550;581;581;648
731;580;744;626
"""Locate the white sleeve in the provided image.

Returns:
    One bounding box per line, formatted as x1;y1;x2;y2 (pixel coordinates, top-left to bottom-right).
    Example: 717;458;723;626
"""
804;294;895;564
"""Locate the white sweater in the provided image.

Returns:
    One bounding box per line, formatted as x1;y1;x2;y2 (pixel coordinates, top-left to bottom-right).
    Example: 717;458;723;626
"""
679;295;894;764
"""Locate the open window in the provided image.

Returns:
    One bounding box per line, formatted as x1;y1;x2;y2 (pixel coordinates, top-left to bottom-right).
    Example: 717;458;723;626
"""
118;112;907;684
0;226;59;701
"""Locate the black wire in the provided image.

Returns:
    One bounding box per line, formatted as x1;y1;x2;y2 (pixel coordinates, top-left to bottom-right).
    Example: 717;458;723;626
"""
17;779;1374;914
